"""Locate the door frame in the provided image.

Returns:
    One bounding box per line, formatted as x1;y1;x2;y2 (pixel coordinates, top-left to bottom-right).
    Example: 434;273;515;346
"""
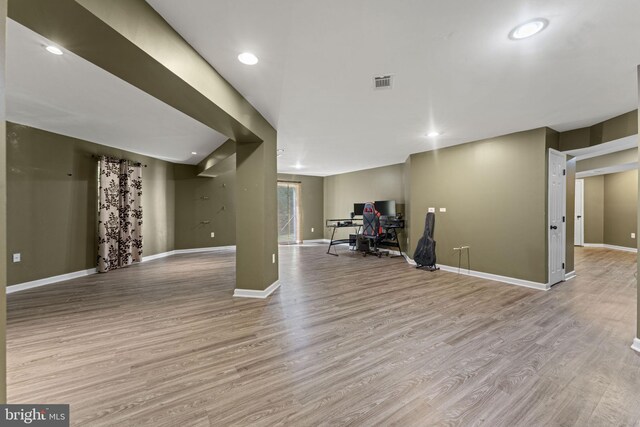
575;178;584;246
548;148;567;286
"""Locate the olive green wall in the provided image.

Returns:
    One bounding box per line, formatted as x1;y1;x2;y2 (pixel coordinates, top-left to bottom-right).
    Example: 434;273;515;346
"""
583;176;604;244
581;171;638;249
0;0;7;403
174;164;235;250
604;170;638;248
173;170;323;248
409;128;548;284
278;174;324;242
559;110;638;151
7;123;176;285
323;164;405;241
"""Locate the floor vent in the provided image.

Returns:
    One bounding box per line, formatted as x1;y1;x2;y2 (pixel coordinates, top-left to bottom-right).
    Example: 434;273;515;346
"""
373;75;393;89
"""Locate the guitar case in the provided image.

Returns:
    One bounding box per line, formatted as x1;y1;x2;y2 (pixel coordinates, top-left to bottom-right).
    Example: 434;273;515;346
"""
413;212;439;270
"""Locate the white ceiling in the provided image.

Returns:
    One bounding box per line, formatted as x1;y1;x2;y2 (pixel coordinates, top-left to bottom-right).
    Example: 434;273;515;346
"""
148;0;640;176
6;19;228;164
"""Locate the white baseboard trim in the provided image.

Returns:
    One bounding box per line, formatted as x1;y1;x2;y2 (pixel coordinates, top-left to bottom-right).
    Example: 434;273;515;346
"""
405;256;417;266
142;251;175;262
174;245;236;255
438;265;550;291
583;243;637;253
303;239;330;244
233;280;281;299
603;244;637;253
7;268;97;294
8;246;239;294
631;338;640;353
564;270;577;281
403;256;547;290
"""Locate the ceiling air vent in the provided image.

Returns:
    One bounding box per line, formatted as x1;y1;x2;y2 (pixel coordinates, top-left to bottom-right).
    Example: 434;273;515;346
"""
373;75;393;89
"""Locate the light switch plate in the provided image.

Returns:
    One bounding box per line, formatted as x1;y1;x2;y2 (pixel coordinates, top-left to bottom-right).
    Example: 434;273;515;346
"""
211;232;215;238
311;227;314;233
428;207;435;213
12;253;20;263
272;254;276;264
632;233;636;239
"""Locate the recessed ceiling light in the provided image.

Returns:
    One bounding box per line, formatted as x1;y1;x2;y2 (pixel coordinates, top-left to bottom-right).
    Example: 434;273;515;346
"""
427;131;440;138
191;152;197;155
509;18;549;40
238;52;258;65
45;45;63;55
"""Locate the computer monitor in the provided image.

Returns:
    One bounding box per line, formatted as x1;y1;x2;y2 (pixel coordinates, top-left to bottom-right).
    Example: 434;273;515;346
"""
374;200;396;217
353;203;365;216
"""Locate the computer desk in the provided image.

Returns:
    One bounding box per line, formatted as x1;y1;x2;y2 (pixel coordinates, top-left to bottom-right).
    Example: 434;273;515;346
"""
325;219;362;256
325;218;405;257
378;220;405;258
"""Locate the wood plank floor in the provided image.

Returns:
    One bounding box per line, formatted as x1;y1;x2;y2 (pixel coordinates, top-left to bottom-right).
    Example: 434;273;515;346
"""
7;245;640;426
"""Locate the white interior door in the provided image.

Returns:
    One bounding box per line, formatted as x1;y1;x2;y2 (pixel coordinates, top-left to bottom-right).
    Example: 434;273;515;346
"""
548;149;566;286
574;179;584;246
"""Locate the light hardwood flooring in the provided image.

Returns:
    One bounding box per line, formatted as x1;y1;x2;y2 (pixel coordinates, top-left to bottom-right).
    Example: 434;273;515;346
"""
7;245;640;426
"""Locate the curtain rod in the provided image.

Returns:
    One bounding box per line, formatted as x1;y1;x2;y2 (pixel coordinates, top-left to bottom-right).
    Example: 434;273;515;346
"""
92;154;147;168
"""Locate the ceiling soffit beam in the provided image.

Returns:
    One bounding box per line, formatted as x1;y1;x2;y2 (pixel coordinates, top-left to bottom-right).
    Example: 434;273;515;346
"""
197;139;236;176
576;147;638;173
8;0;264;144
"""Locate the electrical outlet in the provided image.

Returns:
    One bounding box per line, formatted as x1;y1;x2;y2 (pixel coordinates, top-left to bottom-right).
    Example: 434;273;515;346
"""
439;207;447;213
272;254;276;264
211;232;215;238
12;253;20;263
311;227;314;233
632;233;636;239
428;207;435;213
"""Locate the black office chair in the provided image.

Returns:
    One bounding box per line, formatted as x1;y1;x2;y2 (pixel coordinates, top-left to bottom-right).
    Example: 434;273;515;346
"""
360;202;388;257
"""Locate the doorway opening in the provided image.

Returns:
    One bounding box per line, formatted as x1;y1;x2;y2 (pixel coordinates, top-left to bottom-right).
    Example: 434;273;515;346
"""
277;181;302;244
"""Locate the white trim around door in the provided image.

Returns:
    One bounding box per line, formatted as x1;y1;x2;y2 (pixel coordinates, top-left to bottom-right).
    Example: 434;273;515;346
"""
574;178;584;246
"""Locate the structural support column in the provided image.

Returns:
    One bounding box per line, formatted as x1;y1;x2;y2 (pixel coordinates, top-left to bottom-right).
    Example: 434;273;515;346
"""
235;139;279;294
0;0;7;402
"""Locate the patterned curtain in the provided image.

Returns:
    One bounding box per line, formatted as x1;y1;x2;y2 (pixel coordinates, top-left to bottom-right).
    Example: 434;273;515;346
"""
97;157;143;273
